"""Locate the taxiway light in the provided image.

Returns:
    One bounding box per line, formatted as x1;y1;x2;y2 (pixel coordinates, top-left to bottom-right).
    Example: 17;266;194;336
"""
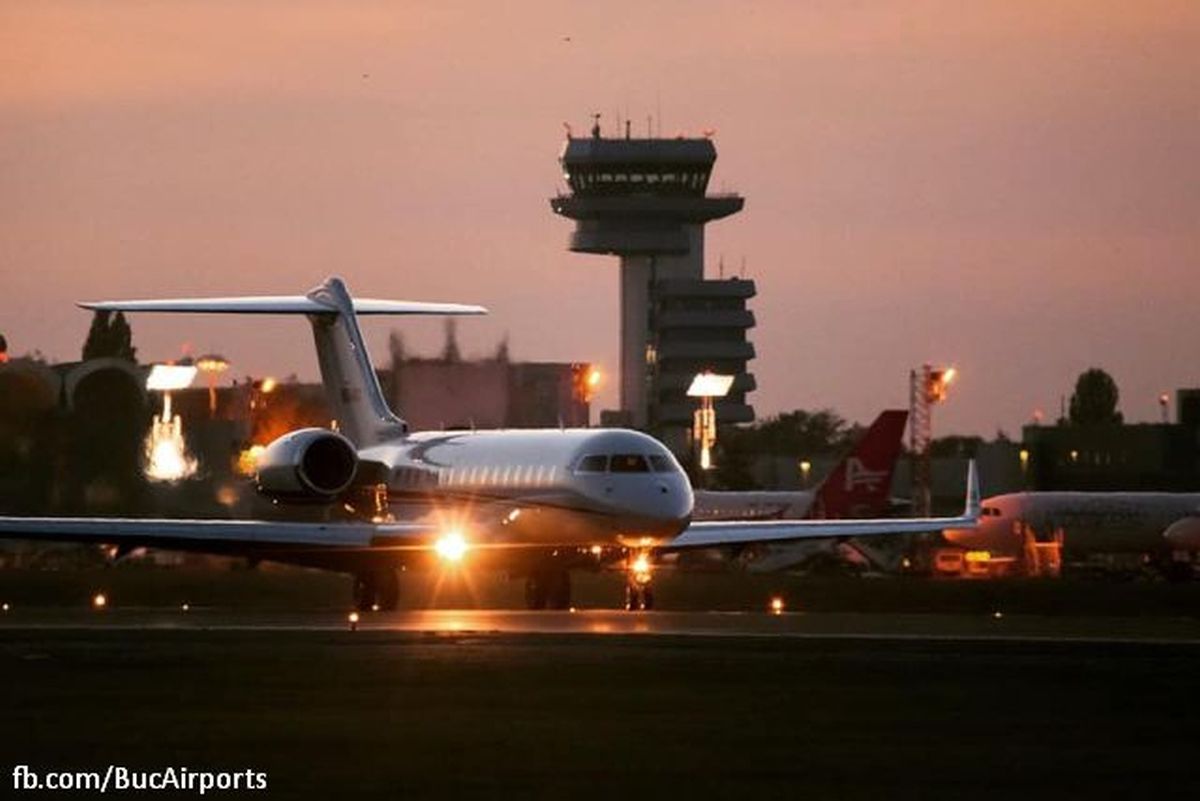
435;530;469;563
770;596;785;615
92;593;108;610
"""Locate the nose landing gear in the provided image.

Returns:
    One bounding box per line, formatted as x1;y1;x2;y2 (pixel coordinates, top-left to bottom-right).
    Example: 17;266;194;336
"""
624;551;655;611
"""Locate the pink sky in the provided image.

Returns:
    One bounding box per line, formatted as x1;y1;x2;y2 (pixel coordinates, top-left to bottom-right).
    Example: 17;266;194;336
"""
3;1;1198;435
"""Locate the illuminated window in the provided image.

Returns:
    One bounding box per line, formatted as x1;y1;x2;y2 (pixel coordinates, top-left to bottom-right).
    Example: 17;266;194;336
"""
610;454;649;473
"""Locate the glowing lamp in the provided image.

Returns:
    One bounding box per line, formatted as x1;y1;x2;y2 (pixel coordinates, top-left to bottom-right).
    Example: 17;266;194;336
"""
92;593;108;609
770;596;785;615
435;531;469;562
145;364;198;391
687;372;735;398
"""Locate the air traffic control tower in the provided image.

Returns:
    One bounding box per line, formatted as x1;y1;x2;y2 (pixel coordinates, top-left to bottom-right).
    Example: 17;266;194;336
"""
551;120;756;452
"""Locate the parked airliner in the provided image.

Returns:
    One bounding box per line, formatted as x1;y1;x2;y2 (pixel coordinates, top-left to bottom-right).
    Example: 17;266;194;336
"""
945;491;1200;577
0;278;978;610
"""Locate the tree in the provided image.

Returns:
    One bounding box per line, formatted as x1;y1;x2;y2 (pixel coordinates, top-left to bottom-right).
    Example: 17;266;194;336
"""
81;310;137;362
1068;368;1122;425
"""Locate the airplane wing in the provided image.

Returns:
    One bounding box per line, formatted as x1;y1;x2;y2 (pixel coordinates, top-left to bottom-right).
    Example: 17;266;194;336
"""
666;460;980;551
0;517;438;553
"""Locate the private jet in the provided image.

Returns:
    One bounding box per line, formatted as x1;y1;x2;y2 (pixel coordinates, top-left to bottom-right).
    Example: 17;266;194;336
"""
0;278;978;610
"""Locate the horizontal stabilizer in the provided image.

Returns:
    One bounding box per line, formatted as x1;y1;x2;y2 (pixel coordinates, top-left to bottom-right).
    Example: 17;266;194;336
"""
80;296;486;316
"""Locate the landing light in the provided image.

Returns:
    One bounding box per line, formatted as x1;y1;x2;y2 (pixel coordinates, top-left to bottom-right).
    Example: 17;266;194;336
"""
770;596;785;615
348;611;360;631
435;531;469;563
92;593;107;610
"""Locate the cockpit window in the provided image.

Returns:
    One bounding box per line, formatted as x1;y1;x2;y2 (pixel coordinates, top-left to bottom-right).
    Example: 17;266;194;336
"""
609;454;649;473
982;506;1001;517
575;454;608;473
648;455;674;473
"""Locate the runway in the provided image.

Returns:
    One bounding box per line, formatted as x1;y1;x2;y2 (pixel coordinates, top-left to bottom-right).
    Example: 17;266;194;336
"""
4;609;1200;797
3;606;1199;644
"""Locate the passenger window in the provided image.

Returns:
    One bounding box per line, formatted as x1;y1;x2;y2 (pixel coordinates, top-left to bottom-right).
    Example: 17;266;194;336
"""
610;454;649;473
648;455;673;473
576;455;608;473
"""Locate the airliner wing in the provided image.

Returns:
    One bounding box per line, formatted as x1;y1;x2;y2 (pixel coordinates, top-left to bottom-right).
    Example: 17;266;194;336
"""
667;461;980;550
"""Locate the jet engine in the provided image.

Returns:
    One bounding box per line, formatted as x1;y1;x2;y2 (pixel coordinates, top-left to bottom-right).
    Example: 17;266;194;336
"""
255;428;359;500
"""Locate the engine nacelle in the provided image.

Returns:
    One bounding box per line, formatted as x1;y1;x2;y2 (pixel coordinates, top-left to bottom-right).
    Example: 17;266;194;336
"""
255;428;359;500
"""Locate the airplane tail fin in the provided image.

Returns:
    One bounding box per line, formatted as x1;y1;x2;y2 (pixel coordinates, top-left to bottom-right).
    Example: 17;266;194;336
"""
809;409;908;519
81;277;486;447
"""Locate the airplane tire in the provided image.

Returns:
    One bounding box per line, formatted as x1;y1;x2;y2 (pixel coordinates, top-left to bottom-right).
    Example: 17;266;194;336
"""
377;570;400;611
353;570;400;612
624;584;642;611
524;574;547;610
641;586;655;610
546;570;571;610
353;573;376;612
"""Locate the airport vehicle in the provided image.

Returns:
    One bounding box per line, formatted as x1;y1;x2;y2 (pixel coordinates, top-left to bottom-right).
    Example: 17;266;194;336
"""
944;491;1200;577
693;409;908;522
0;278;978;610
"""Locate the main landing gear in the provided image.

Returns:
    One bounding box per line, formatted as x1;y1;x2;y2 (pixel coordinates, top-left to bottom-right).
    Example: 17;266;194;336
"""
353;569;399;612
524;566;572;610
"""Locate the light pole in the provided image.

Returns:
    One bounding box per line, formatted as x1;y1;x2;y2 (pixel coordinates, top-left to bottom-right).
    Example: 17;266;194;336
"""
688;371;734;480
909;364;956;516
196;354;230;417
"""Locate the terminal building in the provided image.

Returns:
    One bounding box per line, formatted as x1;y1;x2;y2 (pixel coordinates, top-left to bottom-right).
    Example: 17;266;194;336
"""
550;119;756;454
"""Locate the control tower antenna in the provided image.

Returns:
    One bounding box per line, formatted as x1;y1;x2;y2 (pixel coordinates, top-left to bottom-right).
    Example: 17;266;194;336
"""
591;113;601;138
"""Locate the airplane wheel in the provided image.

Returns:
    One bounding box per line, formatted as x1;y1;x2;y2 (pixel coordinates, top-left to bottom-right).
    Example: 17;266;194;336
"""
353;570;400;612
624;584;643;611
641;586;654;610
546;570;571;610
524;574;547;610
352;573;376;612
377;570;400;611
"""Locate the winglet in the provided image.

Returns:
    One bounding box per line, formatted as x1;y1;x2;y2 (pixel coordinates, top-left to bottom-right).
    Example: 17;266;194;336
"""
964;459;981;520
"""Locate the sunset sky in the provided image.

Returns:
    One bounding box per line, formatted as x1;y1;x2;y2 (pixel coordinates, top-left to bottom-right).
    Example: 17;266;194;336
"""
3;1;1197;435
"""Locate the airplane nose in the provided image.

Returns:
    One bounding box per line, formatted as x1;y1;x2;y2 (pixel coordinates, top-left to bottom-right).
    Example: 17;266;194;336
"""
1164;517;1200;550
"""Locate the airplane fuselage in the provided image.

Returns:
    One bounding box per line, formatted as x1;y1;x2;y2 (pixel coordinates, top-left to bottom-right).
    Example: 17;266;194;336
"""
359;427;694;550
944;492;1200;557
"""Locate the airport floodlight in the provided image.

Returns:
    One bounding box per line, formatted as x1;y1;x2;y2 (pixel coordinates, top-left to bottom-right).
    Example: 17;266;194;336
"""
687;372;734;398
146;364;198;391
910;363;958;515
195;354;229;374
196;355;230;416
690;372;733;473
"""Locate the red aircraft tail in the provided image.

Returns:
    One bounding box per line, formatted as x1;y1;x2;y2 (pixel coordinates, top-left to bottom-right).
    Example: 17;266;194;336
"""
808;410;908;519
